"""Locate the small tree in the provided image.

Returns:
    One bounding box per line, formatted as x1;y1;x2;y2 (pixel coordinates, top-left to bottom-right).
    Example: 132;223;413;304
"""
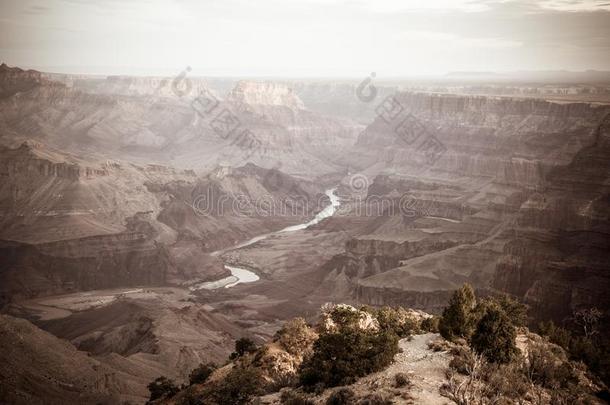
188;362;217;385
374;306;418;337
573;307;602;338
471;307;517;363
147;376;179;401
439;284;477;341
230;337;258;359
487;294;528;327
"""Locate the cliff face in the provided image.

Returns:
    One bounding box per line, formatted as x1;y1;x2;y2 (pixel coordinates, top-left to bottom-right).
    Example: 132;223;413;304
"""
0;63;60;98
0;142;231;301
492;113;610;320
328;92;610;319
0;236;171;303
0;67;358;176
355;92;609;185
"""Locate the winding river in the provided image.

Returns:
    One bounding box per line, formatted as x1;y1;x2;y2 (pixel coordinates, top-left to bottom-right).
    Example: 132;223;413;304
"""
192;188;340;290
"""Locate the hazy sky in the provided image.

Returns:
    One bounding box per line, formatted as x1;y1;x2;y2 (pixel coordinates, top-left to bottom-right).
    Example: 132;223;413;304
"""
1;0;610;76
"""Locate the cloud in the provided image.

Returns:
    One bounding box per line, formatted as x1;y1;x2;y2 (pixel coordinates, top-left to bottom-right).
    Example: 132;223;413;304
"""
1;0;610;75
537;0;610;11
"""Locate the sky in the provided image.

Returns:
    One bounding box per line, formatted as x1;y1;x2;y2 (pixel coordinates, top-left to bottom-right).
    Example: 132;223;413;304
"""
1;0;610;77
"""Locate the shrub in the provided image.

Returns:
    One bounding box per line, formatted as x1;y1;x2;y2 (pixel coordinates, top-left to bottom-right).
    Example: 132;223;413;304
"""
267;371;298;392
471;307;517;363
374;306;418;337
251;345;269;367
428;338;452;352
204;366;264;404
538;320;572;349
230;337;258;359
188;362;216;385
357;393;393;405
477;294;528;327
439;284;477;341
420;316;440;333
539;319;610;387
299;328;399;389
147;376;179;401
448;346;476;375
482;361;530;402
275;317;317;356
176;387;205;405
526;342;576;389
281;390;315;405
394;372;410;388
326;388;356;405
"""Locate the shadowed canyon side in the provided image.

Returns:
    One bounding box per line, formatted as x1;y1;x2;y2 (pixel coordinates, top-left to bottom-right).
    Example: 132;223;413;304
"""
0;59;609;404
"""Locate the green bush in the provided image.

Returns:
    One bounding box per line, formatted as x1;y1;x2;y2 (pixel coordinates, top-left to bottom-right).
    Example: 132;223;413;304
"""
188;362;216;385
299;328;399;389
326;388;356;405
439;284;477;341
471;307;517;363
147;376;179;402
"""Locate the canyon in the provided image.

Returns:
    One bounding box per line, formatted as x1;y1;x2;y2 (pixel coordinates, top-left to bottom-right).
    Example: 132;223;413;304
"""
0;63;609;403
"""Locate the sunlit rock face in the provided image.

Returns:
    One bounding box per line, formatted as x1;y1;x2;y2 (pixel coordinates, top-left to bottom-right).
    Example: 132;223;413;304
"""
227;80;305;110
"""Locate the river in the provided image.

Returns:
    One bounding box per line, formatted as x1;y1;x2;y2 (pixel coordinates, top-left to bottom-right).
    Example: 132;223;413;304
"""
191;188;340;290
